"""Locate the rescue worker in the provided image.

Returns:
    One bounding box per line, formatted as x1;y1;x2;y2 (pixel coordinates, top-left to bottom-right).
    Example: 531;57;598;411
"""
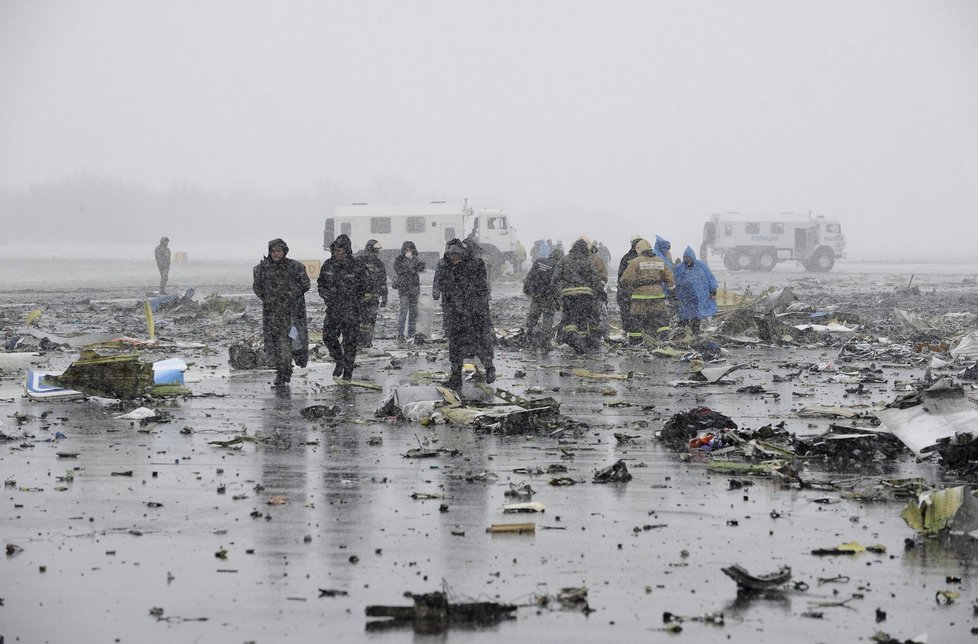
619;238;675;344
155;237;171;294
437;241;495;389
617;235;643;333
652;234;677;333
672;246;718;336
252;238;310;387
355;239;388;348
318;234;369;380
392;240;425;341
522;246;563;349
653;235;674;265
431;238;458;337
588;238;609;338
552;236;605;353
513;239;527;274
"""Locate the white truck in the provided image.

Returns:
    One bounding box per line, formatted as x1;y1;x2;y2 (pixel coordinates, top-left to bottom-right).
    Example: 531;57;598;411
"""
701;212;846;272
324;200;518;273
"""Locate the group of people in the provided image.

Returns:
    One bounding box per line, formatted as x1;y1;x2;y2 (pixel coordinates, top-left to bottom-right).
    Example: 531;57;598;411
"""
229;229;715;389
251;235;495;391
524;234;718;353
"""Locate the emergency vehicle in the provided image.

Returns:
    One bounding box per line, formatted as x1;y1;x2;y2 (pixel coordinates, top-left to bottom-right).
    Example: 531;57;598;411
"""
701;212;846;272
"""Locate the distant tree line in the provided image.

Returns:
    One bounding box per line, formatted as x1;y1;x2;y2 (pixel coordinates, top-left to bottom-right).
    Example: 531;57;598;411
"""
0;174;425;245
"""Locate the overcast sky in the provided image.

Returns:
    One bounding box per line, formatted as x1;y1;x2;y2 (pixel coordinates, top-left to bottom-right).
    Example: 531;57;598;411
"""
1;0;976;261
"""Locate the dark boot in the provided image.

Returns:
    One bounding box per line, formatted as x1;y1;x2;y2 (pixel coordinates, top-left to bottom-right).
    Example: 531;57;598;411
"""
446;365;463;390
483;358;496;384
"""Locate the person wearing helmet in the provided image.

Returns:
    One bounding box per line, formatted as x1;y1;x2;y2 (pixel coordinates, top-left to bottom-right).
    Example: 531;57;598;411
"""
617;235;643;333
355;239;388;348
154;236;171;294
522;246;563;349
319;234;370;381
252;238;311;388
619;238;676;344
551;236;605;353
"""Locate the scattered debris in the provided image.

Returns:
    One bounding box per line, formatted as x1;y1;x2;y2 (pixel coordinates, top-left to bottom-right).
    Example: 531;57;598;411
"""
721;564;792;592
365;591;517;633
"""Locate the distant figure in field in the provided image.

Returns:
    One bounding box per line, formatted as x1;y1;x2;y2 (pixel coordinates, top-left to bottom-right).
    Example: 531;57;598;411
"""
155;237;171;294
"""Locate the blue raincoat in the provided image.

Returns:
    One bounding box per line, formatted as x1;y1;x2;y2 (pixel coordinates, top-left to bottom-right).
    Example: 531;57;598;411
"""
653;235;674;295
653;235;673;263
672;246;718;321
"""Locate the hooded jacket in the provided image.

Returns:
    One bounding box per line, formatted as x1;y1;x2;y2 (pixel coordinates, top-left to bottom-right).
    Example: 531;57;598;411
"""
653;235;674;264
672;246;718;321
252;238;311;366
437;240;493;356
253;239;310;307
392;240;425;295
318;234;369;318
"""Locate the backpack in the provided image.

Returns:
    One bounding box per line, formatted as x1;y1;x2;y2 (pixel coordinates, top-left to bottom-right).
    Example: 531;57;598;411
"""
524;261;554;298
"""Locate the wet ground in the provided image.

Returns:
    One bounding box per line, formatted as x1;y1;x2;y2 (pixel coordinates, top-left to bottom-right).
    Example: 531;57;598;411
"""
2;258;978;643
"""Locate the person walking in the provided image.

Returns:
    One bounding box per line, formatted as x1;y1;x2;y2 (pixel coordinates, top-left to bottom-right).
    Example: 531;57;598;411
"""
355;239;388;348
522;247;563;349
252;238;310;387
619;238;675;344
155;237;171;294
392;241;426;341
436;241;495;390
672;246;718;336
318;234;369;380
552;236;605;353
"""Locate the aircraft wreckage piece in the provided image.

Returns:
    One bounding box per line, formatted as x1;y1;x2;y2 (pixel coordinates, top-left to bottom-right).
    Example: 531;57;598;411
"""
875;381;978;455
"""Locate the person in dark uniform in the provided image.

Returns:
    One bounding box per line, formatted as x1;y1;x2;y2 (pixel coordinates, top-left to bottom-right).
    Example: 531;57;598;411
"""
392;240;426;341
252;238;310;387
318;234;369;380
355;239;388;348
435;241;496;390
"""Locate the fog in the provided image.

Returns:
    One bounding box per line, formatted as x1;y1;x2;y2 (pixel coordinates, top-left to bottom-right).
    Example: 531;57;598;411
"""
1;1;976;263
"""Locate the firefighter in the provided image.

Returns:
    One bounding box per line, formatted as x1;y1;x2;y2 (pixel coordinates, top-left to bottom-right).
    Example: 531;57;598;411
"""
617;235;643;334
551;237;605;353
355;239;388;348
619;238;675;344
522;246;563;349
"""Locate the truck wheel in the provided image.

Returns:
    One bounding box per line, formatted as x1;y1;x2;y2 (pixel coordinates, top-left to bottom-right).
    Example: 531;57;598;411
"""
752;250;777;272
734;252;753;271
723;254;740;271
811;248;835;272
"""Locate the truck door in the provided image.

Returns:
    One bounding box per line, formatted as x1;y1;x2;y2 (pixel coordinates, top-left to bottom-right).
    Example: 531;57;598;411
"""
794;227;809;258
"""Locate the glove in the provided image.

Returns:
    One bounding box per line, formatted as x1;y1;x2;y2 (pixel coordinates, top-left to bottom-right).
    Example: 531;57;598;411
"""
381;298;388;307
